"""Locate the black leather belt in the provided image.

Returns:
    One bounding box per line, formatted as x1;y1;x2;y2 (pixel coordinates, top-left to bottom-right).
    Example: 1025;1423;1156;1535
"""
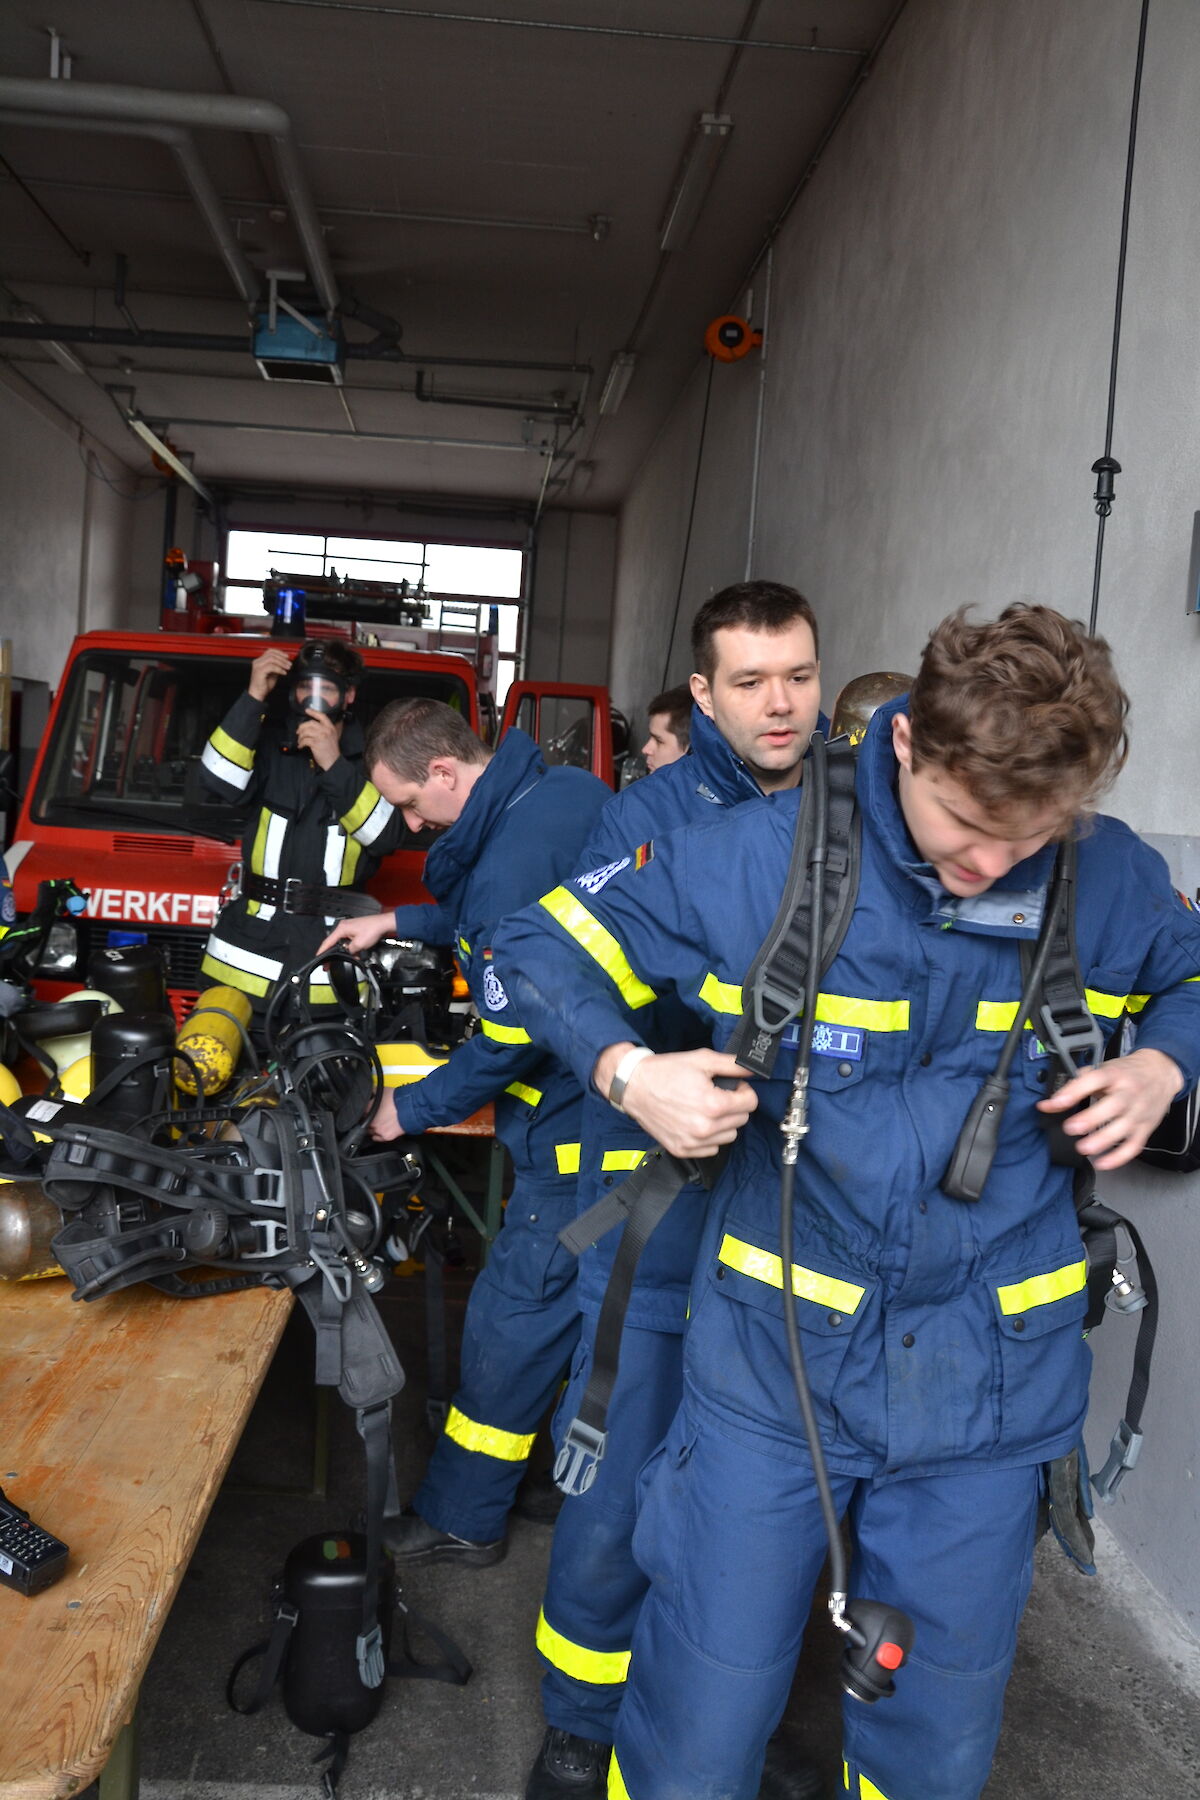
241;873;382;919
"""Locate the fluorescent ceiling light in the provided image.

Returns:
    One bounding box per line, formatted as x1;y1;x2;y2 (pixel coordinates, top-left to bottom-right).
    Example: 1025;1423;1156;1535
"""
598;351;637;417
659;113;733;253
123;413;214;504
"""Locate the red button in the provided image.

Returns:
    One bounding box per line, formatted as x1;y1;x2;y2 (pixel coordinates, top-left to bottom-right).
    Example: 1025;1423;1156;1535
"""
875;1641;905;1670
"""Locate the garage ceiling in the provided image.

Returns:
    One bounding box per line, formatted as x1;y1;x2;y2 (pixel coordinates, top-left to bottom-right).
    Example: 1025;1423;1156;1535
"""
0;1;899;516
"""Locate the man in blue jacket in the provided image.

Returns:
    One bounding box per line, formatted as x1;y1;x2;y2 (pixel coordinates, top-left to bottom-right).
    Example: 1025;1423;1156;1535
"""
493;605;1200;1800
321;697;610;1564
526;583;826;1800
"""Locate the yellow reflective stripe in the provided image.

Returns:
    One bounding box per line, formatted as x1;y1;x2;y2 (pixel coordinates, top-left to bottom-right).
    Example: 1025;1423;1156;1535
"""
608;1753;632;1800
540;886;656;1009
481;1017;531;1044
536;1608;630;1685
246;806;272;915
861;1779;891;1800
199;950;271;998
978;992;1149;1030
718;1233;865;1313
556;1143;581;1175
458;936;471;957
699;976;907;1032
505;1080;543;1107
815;994;909;1032
340;779;385;836
1085;987;1128;1020
975;1001;1033;1032
996;1259;1086;1315
699;972;741;1014
249;806;271;877
443;1406;535;1463
210;724;254;769
601;1149;646;1171
1126;992;1150;1013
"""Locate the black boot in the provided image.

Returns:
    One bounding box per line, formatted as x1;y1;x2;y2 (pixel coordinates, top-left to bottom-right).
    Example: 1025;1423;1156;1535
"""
383;1506;505;1568
524;1727;611;1800
756;1738;828;1800
514;1467;567;1526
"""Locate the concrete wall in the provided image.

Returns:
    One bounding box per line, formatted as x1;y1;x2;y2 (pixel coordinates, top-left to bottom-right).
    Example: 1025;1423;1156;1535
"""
527;509;616;685
0;369;141;690
610;350;762;729
607;0;1200;1632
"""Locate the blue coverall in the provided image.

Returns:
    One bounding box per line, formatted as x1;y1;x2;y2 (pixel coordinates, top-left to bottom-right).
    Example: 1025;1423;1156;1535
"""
493;700;1200;1800
539;705;828;1743
390;728;610;1545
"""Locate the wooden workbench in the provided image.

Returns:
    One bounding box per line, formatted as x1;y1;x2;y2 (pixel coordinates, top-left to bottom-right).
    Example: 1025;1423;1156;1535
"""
0;1276;293;1799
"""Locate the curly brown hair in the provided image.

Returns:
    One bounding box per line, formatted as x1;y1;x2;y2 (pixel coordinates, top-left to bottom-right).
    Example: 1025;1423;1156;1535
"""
907;604;1129;812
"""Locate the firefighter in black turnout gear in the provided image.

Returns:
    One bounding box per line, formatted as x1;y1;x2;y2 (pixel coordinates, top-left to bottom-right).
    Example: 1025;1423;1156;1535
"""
199;640;405;1014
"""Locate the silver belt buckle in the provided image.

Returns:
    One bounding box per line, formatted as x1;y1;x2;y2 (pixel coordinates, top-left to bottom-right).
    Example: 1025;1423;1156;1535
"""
219;860;243;909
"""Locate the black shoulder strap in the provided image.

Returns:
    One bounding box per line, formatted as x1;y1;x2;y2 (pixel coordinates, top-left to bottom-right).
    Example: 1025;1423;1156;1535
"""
726;735;861;1077
1018;837;1103;1085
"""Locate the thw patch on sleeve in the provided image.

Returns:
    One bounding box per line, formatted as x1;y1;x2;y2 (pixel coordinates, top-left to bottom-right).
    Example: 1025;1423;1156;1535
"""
483;965;509;1011
634;841;654;869
576;855;630;895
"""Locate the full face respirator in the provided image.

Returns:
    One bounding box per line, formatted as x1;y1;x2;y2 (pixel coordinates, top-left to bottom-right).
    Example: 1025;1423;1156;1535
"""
283;642;361;747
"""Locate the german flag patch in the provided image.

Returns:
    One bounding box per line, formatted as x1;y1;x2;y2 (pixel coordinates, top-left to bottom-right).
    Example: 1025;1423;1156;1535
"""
635;841;654;869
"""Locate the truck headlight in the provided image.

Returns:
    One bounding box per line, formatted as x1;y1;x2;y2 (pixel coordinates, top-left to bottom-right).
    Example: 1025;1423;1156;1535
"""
35;922;80;976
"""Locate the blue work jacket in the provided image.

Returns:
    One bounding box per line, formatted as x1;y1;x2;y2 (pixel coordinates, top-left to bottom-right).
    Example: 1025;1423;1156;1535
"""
570;704;828;1327
493;701;1200;1477
390;729;610;1188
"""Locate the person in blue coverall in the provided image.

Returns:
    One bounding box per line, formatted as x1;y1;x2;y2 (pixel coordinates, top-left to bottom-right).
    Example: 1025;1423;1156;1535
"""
320;697;610;1563
492;605;1200;1800
526;582;827;1800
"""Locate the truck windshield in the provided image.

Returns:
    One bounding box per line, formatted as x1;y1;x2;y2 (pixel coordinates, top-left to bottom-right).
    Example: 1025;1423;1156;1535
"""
33;647;472;833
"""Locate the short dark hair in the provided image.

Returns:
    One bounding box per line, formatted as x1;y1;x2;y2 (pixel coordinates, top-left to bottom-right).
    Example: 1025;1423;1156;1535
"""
647;685;692;751
366;697;490;784
690;581;819;683
908;604;1129;812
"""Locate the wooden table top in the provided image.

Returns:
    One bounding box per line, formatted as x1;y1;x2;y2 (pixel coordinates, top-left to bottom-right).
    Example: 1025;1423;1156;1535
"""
0;1276;293;1799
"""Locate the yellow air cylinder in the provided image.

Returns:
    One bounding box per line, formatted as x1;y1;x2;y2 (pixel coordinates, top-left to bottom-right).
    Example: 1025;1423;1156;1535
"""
175;986;253;1097
0;1064;20;1106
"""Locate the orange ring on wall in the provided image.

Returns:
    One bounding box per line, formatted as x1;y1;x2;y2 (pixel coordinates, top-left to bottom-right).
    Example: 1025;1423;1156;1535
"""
704;315;762;361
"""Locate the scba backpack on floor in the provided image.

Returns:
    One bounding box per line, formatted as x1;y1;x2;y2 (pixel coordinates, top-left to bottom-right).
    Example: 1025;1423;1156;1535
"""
228;1529;471;1796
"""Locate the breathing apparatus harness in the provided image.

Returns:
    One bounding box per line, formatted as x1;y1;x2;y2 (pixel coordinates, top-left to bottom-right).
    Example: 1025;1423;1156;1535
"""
9;950;423;1716
559;728;1163;1697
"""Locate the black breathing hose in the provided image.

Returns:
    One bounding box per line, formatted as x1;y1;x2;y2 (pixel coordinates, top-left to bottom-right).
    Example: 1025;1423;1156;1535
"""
776;735;854;1615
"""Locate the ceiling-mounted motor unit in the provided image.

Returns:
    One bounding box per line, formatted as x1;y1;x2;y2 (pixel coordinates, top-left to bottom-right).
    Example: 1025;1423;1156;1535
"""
252;309;345;383
252;270;345;384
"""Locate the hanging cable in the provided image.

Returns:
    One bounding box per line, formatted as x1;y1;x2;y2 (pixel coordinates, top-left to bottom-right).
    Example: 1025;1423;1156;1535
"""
1088;0;1151;636
658;357;716;689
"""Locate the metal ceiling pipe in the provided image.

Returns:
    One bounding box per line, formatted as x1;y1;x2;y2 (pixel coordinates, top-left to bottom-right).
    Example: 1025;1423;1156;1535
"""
0;319;591;376
161;415;549;454
0;77;337;315
0;110;260;307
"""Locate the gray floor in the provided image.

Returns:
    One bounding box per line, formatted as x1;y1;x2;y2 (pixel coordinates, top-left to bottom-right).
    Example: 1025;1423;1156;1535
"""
133;1259;1200;1800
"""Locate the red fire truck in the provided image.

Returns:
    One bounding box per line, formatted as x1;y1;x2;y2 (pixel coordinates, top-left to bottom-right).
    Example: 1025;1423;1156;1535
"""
8;620;615;1020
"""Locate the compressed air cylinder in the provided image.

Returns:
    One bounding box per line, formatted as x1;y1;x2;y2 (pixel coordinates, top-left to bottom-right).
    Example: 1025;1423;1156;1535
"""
0;1064;19;1107
175;986;253;1097
0;1180;64;1281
